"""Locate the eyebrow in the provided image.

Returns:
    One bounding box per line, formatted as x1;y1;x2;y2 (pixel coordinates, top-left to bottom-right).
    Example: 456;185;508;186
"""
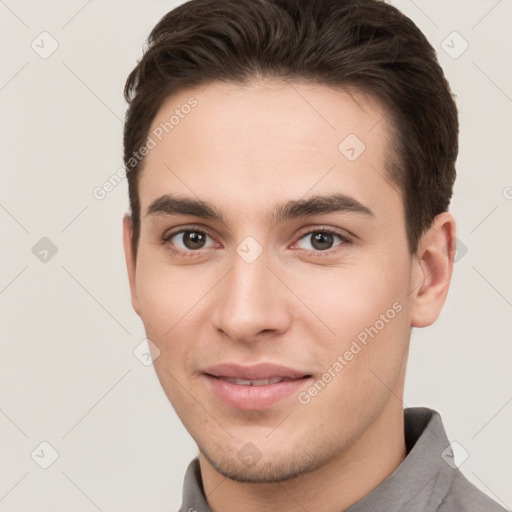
145;192;374;224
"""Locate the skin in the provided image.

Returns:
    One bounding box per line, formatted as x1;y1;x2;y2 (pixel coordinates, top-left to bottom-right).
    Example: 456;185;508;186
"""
123;79;456;512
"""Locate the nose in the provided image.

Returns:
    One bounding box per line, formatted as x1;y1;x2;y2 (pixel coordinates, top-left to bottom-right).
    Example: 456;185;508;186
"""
210;248;292;344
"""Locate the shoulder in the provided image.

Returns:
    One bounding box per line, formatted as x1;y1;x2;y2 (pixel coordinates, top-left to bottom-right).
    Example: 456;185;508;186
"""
438;469;508;512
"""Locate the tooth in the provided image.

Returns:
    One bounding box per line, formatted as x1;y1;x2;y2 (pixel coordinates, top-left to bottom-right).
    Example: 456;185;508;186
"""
226;378;252;386
221;377;289;386
222;377;285;386
251;379;270;386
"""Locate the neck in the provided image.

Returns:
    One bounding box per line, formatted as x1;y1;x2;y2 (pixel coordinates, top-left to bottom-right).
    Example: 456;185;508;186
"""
199;398;407;512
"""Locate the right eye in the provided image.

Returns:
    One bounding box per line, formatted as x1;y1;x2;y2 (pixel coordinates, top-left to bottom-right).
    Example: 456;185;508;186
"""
162;227;218;257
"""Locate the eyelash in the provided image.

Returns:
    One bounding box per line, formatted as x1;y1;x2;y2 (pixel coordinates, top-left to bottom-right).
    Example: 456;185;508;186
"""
161;224;352;259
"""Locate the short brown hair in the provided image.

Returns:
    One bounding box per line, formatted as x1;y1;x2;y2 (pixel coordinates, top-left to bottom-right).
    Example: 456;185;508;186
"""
123;0;458;255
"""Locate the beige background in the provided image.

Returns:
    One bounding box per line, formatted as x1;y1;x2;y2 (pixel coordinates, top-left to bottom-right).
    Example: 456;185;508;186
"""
1;1;511;510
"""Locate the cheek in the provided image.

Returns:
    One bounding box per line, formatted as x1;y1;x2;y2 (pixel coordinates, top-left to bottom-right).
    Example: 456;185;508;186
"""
301;274;410;427
297;254;410;337
135;248;204;322
134;256;221;378
135;267;171;336
134;261;204;409
295;250;412;386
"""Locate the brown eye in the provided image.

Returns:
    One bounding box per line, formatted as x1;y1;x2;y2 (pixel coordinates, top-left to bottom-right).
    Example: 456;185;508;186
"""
181;231;207;250
296;229;348;253
164;229;215;253
311;232;335;250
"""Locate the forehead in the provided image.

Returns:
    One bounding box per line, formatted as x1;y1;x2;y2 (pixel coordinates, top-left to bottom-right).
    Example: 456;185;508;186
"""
138;79;400;221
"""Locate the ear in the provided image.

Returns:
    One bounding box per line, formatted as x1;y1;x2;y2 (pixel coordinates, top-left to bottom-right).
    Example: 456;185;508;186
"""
410;212;456;328
122;214;141;317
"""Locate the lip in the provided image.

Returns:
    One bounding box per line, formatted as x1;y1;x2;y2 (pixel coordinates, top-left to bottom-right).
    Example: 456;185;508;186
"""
202;363;312;410
204;363;309;380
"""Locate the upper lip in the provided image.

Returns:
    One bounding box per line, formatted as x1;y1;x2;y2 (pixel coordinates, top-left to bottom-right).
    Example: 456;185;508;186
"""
203;363;310;380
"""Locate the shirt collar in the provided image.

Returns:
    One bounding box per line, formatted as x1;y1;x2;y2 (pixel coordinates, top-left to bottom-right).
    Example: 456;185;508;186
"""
179;407;454;512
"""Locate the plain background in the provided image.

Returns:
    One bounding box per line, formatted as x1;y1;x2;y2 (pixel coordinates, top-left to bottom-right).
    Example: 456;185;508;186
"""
1;1;511;510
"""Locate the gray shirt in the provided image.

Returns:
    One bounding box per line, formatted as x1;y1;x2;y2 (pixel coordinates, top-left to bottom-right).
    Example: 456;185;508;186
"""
178;407;507;511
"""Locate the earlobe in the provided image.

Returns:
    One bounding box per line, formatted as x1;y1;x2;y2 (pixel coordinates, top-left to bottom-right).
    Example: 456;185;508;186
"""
410;212;456;328
122;214;141;317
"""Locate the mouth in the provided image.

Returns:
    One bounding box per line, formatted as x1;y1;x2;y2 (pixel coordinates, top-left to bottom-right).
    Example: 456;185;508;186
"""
204;362;311;380
210;376;304;386
202;363;313;410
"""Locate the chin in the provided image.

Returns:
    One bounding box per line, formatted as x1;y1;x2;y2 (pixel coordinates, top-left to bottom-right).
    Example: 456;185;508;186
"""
198;439;331;484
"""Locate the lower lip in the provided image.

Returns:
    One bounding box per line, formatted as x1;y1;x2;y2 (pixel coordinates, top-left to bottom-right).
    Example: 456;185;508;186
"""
203;375;311;410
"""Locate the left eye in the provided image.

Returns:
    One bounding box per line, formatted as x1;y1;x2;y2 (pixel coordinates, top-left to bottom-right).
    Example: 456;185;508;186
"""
296;231;345;252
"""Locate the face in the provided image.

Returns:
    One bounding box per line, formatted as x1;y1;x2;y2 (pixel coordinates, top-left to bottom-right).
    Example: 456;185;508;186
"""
123;80;431;482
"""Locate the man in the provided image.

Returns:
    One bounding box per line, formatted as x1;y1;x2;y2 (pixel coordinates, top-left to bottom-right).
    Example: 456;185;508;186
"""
121;0;506;510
